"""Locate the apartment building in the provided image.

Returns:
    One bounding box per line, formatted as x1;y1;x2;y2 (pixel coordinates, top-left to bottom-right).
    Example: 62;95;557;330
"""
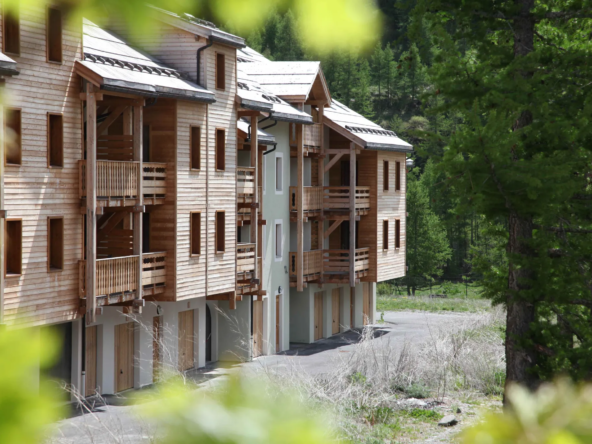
1;4;411;398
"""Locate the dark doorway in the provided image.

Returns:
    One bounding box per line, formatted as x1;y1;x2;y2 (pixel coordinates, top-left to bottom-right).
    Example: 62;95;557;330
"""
206;304;212;362
143;124;150;162
40;322;72;401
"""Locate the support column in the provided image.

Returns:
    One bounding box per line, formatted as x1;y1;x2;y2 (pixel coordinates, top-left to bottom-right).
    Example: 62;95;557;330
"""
133;104;143;302
296;122;304;292
250;115;258;281
86;83;97;325
349;143;356;288
0;105;5;325
317;106;325;260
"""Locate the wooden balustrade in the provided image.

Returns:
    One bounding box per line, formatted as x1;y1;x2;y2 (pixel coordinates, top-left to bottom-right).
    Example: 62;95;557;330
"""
323;186;371;211
289;186;324;212
80;160;167;199
288;250;323;279
354;248;370;274
303;123;322;148
322;248;370;276
79;252;167;299
237;167;256;197
237;243;257;274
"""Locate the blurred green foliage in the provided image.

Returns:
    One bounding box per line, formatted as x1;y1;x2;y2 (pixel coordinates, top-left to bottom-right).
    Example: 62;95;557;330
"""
462;380;592;444
0;328;63;444
144;375;344;444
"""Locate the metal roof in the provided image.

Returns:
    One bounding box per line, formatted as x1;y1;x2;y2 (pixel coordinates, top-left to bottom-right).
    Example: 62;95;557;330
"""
79;19;215;103
0;52;18;76
237;118;275;145
324;100;413;152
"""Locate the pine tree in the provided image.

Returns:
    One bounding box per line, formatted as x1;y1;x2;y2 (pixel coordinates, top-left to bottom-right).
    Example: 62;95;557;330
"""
370;43;385;115
413;0;592;394
352;59;374;119
275;10;303;61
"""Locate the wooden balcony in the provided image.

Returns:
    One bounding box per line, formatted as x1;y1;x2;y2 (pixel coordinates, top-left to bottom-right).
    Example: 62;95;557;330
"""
289;248;370;286
237;167;256;197
324;187;370;215
79;160;167;207
289;186;324;214
290;123;323;156
79;251;167;304
236;243;260;296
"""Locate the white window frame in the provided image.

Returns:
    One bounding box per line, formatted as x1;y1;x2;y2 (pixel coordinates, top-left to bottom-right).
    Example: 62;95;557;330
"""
275;152;283;194
274;219;283;262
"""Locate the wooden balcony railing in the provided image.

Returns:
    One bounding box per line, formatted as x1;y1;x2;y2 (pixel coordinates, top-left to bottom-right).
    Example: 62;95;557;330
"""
289;186;324;212
323;248;370;276
237;243;256;275
237;167;256;197
288;250;323;279
324;186;371;211
303;123;322;148
79;161;167;199
79;251;167;299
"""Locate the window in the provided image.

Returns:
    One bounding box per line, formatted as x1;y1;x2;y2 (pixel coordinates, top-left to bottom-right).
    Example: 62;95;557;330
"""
190;212;201;256
395;219;401;249
5;219;22;276
3;4;20;55
47;7;62;63
215;129;225;171
5;108;21;165
216;53;225;90
383;161;389;191
48;114;63;167
48;217;64;271
215;211;225;253
275;154;283;193
274;221;283;261
190;126;200;170
395;161;401;191
382;220;389;251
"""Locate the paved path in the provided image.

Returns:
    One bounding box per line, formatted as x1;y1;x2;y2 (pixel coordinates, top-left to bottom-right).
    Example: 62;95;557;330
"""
47;311;479;444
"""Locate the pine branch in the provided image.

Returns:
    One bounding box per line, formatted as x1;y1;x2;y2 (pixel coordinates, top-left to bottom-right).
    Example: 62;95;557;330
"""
534;30;566;51
544;10;592;20
535;224;592;234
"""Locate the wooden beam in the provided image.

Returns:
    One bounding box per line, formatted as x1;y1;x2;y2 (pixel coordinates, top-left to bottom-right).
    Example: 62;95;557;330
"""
317;105;325;262
206;291;235;301
79;92;104;101
97;106;127;135
250;114;258;287
325;149;349;155
324;152;344;173
97;212;126;243
133;104;143;299
86;83;98;325
238;110;262;118
324;219;343;239
297;120;304;292
349;142;356;288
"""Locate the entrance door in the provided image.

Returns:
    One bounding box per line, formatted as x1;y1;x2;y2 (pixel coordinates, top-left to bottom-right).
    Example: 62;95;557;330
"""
314;292;324;341
178;310;195;372
363;283;372;325
85;325;97;397
153;316;162;382
206;305;212;362
252;300;263;358
275;295;281;352
115;323;134;393
332;288;341;335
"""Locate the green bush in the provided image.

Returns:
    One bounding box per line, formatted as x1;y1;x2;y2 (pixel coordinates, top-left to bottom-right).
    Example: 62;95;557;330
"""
393;382;431;399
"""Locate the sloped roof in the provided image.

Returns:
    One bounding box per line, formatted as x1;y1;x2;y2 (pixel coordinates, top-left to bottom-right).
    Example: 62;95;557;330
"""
149;6;245;49
239;61;330;103
237;67;313;124
237;118;275;145
77;19;215;103
0;52;18;76
324;100;413;152
237;46;270;63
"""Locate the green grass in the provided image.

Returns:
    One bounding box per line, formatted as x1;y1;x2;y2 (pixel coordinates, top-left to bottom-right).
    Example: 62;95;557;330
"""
378;281;484;299
377;295;491;313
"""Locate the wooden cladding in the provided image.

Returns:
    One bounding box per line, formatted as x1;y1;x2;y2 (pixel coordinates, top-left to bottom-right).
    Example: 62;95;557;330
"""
383;161;389;191
190;126;201;170
395;161;401;191
190;212;201;256
48;217;64;271
47;6;62;63
382;220;389;250
178;310;195;371
215;129;225;171
5;219;22;276
2;4;20;55
48;114;63;167
5;108;21;165
395;219;401;249
115;323;134;393
216;52;225;90
215;211;225;253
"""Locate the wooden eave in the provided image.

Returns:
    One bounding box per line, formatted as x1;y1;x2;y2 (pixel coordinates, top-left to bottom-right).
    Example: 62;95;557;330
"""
322;116;367;149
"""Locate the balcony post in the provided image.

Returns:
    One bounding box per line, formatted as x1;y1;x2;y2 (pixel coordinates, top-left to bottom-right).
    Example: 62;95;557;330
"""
86;83;98;324
250;115;258;280
133;104;143;299
317;105;325;264
296;120;304;292
349;142;356;288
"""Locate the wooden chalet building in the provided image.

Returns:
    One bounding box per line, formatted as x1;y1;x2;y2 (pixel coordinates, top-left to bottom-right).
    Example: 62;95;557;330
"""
0;3;411;398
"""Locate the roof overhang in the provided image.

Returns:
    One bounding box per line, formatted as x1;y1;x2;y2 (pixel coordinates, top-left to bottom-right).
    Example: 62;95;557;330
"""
236;94;273;113
324;116;413;152
271;111;314;125
0;53;18;76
